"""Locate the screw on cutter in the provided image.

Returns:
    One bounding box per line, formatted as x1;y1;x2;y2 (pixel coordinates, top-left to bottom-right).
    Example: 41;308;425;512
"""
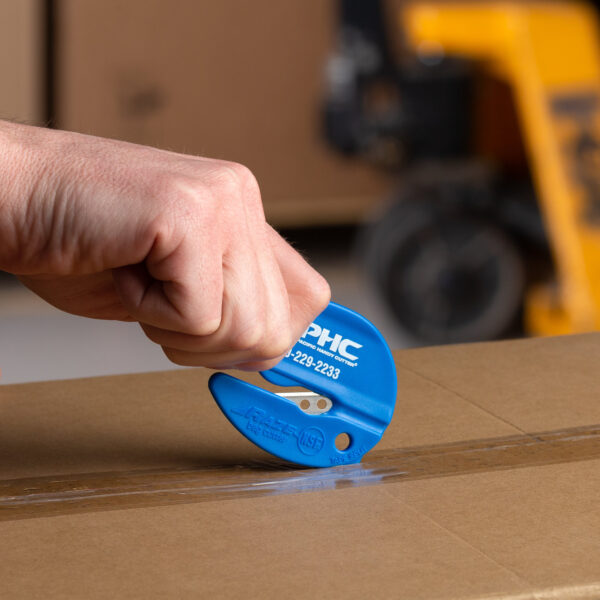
209;302;397;468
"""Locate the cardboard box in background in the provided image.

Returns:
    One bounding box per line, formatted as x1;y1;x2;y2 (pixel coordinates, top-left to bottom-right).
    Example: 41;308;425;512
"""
2;334;600;598
0;0;44;125
55;0;393;227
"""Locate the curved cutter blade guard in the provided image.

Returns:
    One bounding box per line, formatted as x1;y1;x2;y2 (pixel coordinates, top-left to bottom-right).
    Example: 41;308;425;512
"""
209;302;397;467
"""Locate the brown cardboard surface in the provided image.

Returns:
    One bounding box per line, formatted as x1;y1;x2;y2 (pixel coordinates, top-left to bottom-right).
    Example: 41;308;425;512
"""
390;460;600;593
2;334;600;598
2;424;598;522
55;0;392;227
396;333;600;431
0;359;517;481
1;488;528;600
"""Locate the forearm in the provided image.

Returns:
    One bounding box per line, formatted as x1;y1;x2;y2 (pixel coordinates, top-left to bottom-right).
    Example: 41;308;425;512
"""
0;121;157;277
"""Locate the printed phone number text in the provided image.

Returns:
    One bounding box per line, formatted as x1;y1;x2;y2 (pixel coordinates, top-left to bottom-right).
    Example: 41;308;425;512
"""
285;350;341;379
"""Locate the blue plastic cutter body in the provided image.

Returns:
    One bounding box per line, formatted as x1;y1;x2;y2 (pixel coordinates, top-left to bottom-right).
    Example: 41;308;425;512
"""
209;302;397;467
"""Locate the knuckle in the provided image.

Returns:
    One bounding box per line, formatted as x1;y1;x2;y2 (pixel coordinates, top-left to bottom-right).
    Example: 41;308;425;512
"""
186;316;221;337
255;326;293;360
150;174;211;232
213;161;263;214
147;175;227;264
212;162;246;196
311;273;331;313
229;322;264;352
228;162;259;194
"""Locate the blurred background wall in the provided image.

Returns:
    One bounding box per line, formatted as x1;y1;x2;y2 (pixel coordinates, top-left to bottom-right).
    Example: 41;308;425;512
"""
0;0;43;125
55;0;393;227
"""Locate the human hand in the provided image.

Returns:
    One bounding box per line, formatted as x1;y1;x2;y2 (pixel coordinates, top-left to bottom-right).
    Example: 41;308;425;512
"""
0;122;330;370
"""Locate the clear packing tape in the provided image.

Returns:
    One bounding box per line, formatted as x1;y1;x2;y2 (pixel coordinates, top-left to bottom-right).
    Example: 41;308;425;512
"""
2;424;600;521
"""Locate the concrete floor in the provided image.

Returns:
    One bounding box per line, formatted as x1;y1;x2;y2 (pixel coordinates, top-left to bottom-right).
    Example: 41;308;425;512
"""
0;226;409;384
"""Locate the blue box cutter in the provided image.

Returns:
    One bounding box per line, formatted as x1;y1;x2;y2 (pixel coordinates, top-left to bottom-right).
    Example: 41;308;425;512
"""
208;302;397;467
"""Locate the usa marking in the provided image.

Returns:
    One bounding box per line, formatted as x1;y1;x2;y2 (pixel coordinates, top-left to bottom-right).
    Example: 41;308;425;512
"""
329;446;366;466
297;427;325;456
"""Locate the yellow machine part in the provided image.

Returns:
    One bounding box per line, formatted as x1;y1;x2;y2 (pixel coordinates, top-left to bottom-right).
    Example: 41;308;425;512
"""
401;1;600;335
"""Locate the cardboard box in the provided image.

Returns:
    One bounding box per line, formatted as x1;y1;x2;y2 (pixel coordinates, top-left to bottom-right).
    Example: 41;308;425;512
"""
2;333;600;598
54;0;392;227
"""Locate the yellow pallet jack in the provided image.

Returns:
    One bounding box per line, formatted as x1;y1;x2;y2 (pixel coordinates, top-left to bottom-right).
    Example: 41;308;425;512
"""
324;1;600;343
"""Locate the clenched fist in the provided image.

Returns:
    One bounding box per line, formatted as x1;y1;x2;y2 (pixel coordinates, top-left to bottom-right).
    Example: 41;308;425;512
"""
0;121;330;370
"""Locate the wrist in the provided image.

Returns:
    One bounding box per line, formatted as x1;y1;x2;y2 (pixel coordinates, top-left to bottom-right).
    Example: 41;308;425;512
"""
0;121;61;273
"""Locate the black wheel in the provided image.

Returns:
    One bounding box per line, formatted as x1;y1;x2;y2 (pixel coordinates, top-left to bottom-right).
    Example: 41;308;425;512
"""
362;198;525;344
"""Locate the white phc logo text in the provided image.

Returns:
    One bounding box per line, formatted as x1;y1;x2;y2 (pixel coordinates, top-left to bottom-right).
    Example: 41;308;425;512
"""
302;323;362;361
